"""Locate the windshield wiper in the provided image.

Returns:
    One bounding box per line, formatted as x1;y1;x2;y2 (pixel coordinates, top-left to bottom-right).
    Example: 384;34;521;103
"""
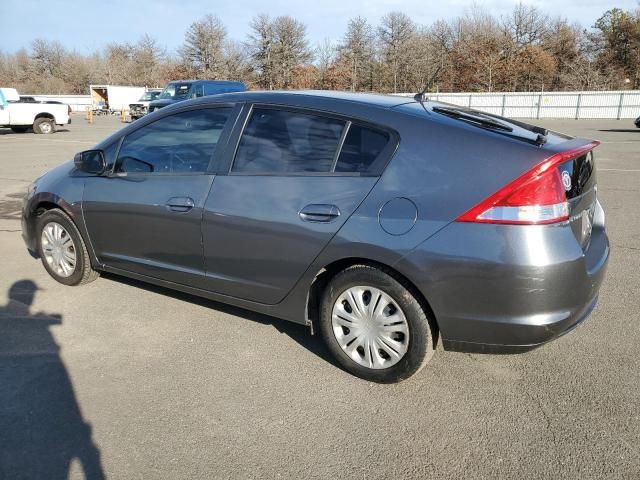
432;106;547;145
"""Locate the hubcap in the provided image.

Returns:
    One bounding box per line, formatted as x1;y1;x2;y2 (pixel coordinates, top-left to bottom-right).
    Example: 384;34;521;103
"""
331;286;409;369
41;222;76;277
40;122;52;133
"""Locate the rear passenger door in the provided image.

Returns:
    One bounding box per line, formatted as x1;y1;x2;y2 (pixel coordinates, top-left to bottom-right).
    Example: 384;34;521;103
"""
201;105;397;304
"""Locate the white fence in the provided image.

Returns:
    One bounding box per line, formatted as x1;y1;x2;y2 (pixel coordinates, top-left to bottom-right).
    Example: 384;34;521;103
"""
22;90;640;118
27;94;92;113
395;90;640;119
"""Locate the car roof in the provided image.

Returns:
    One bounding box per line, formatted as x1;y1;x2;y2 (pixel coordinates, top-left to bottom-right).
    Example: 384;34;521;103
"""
194;90;414;110
168;80;244;86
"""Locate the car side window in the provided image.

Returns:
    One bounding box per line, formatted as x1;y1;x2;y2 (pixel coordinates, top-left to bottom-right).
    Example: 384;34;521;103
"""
232;108;346;173
335;124;391;173
192;84;204;98
116;108;231;174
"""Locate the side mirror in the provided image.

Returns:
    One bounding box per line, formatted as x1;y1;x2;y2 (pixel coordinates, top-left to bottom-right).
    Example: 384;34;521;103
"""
74;150;106;175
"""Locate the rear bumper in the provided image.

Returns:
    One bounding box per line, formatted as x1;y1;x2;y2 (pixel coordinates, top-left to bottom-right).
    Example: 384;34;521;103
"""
397;214;609;353
442;294;600;353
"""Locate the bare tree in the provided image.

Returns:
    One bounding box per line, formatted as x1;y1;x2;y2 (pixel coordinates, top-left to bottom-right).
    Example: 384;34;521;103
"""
378;12;416;93
224;40;253;85
30;39;65;75
340;17;375;91
1;5;638;95
132;34;165;86
271;16;312;89
502;3;549;48
314;39;337;89
181;14;227;78
247;14;275;89
103;42;134;85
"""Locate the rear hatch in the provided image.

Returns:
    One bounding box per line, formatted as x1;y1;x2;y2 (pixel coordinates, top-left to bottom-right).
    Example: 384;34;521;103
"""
555;143;599;249
423;103;601;244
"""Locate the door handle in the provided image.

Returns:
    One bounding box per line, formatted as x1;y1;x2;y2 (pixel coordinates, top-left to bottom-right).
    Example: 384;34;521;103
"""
166;196;195;212
299;204;340;223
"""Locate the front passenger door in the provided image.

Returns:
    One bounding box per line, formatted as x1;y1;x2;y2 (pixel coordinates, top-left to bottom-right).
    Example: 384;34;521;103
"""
83;106;235;288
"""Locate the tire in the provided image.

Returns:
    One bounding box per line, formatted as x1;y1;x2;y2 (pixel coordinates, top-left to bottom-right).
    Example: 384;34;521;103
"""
33;117;55;134
10;126;29;133
36;209;99;286
319;264;436;383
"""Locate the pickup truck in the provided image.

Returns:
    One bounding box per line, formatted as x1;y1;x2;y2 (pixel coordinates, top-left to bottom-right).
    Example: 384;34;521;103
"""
0;88;70;134
128;88;162;121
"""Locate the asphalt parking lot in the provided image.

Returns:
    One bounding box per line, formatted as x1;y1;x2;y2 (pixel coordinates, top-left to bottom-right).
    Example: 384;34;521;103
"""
1;114;639;479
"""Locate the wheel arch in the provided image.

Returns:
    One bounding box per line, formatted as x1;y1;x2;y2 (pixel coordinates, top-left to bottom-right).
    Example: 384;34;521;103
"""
30;193;75;219
305;257;439;340
26;195;98;268
34;112;55;121
22;197;74;253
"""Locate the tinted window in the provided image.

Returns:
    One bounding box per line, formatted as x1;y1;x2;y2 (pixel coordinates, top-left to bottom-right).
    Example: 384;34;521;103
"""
232;108;346;173
192;84;204;98
116;108;231;174
159;83;192;100
335;124;390;173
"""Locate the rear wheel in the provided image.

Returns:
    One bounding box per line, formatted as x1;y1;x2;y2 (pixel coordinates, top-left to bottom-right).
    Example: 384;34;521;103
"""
36;209;99;286
33;117;55;134
319;264;435;383
10;126;29;133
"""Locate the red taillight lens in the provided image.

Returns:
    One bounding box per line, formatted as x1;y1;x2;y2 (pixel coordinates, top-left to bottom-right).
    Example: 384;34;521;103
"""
456;142;599;225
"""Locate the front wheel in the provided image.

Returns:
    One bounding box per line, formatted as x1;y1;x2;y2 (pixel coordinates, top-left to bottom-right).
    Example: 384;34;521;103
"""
36;209;99;286
319;265;436;383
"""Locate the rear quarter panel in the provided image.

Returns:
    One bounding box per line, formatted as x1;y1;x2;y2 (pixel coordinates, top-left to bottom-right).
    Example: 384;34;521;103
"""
312;111;556;270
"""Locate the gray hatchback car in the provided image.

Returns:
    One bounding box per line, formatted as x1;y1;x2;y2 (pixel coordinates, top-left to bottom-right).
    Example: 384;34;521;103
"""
22;91;609;382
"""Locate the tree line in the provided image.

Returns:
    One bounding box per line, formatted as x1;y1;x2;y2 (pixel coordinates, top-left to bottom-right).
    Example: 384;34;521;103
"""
1;4;639;95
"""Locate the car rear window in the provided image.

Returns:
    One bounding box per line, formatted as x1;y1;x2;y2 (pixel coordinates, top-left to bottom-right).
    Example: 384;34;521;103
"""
232;108;346;173
335;124;390;173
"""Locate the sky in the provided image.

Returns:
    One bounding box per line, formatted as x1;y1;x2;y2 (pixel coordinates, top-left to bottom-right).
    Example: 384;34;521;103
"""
1;0;637;55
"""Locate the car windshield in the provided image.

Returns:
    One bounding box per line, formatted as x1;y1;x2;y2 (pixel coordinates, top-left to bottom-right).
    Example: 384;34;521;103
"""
139;91;160;101
159;83;192;100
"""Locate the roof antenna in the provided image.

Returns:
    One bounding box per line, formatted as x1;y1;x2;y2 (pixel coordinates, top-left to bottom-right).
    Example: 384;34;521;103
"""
414;65;442;104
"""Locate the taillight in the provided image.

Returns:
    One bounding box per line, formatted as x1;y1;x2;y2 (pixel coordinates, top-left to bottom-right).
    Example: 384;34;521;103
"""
456;142;599;225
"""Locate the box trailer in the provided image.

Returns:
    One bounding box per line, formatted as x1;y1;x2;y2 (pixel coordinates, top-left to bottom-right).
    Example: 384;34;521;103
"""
89;85;146;113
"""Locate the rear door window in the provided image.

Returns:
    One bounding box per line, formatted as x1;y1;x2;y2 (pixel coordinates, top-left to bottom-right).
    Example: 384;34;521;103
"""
232;108;346;173
116;108;232;174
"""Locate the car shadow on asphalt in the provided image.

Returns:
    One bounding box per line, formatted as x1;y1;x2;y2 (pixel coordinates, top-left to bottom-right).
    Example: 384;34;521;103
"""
100;272;340;370
598;129;640;133
0;279;105;480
